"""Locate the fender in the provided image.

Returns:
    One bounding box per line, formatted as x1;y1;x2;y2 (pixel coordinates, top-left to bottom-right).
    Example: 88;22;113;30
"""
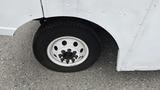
40;0;153;71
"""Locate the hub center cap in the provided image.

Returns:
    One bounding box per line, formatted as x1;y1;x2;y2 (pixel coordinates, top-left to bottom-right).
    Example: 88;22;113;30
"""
59;49;78;63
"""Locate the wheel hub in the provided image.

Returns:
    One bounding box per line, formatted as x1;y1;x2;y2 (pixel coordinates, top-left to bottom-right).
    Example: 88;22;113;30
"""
59;49;78;63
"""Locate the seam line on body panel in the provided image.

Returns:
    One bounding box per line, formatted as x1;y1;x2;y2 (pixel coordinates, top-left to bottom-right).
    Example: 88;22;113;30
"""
128;0;155;51
117;0;155;71
40;0;45;17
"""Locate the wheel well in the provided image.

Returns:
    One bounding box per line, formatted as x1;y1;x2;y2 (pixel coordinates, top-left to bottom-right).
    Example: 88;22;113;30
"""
38;16;119;50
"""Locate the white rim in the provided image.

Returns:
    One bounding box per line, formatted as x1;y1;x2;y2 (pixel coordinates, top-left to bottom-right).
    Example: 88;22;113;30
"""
47;36;89;67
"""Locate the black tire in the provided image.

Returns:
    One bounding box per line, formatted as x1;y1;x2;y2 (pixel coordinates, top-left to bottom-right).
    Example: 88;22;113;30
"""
33;18;101;72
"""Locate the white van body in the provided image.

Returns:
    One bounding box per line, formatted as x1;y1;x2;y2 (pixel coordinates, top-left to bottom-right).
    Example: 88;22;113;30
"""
0;0;160;71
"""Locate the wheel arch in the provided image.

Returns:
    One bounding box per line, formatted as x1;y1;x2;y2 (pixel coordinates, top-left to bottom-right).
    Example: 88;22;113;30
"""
38;16;119;50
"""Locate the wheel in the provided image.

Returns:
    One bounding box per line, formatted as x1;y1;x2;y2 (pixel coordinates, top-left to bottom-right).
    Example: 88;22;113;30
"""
33;18;101;72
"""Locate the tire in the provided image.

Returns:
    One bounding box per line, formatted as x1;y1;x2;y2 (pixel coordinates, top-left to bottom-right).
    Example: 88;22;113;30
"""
33;18;101;72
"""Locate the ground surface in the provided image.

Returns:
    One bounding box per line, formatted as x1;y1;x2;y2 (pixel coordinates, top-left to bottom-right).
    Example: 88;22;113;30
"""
0;21;160;90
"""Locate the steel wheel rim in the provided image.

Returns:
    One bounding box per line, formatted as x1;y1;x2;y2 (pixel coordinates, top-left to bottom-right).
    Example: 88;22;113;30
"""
47;36;89;67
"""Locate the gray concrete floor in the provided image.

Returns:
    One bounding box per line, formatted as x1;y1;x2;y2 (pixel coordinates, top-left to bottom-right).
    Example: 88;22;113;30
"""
0;21;160;90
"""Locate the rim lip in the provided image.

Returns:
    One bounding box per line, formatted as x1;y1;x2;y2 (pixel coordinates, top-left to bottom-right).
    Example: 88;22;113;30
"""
47;36;89;67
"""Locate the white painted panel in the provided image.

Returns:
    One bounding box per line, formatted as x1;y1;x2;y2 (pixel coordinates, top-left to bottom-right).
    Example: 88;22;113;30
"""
0;0;43;35
120;1;160;71
42;0;152;71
